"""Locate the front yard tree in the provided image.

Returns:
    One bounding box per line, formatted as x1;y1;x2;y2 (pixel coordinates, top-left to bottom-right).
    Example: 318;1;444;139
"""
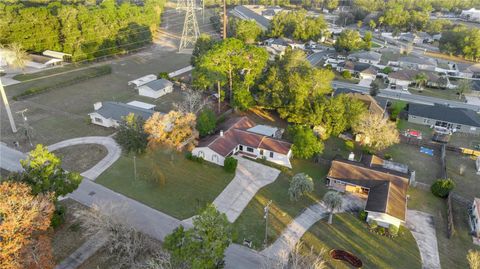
191;34;215;66
414;72;428;90
164;204;232;268
457;79;472;100
0;181;55;269
352;113;400;151
370;80;380;96
289;125;324;159
323;191;343;225
115;113;148;154
196;108;216;137
15;144;82;199
144;111;199;151
288;173;314;201
321;94;367;138
231;19;262;44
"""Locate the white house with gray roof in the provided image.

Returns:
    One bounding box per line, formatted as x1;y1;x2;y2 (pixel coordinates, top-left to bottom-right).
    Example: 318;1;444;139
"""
138;78;173;99
348;51;382;65
89;101;155;128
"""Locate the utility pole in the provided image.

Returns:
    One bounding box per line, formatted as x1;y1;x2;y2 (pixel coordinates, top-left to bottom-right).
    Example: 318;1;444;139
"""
222;0;227;39
16;109;32;147
263;200;273;248
133;155;137;181
179;0;200;51
0;81;17;133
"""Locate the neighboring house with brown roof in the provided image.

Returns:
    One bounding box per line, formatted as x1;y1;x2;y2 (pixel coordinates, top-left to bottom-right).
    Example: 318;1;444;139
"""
388;69;444;90
337;61;378;80
192;117;293;168
470;198;480;238
326;155;411;228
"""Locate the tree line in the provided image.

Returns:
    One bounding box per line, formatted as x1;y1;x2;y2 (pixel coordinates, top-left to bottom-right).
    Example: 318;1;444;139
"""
0;0;165;61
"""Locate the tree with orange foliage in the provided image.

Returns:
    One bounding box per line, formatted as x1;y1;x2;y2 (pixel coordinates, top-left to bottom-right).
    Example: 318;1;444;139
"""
0;181;55;269
144;111;199;151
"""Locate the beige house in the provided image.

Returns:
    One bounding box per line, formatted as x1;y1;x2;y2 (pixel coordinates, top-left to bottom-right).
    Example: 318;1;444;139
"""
327;155;411;228
470;198;480;238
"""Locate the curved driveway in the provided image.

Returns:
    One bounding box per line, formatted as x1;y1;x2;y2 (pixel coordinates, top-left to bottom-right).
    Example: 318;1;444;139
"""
47;136;121;180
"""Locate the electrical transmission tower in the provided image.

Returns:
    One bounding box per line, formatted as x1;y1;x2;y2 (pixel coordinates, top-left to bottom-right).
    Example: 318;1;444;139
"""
176;0;187;11
179;0;200;51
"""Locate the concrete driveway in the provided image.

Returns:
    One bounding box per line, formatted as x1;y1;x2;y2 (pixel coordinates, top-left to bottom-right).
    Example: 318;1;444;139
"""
406;210;441;269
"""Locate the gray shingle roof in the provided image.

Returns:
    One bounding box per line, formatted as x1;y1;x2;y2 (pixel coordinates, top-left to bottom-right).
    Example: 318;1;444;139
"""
409;103;480;127
143;79;173;91
93;102;155;121
233;6;270;29
398;56;437;67
348;51;382;62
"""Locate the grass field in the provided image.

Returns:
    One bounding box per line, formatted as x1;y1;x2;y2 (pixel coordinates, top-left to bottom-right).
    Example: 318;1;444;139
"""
385;143;442;185
12;64;87;81
408;188;480;269
446;152;480;201
53;144;108;173
96;147;235;219
301;213;422;269
232;158;330;249
412;87;462;101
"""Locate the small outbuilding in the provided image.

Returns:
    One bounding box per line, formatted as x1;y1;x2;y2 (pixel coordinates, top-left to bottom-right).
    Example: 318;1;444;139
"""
128;74;158;88
89;101;155;128
138;79;174;99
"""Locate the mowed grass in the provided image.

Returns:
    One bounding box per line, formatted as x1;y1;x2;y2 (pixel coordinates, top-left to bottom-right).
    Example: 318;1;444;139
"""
408;188;480;269
232;158;329;249
302;213;421;269
385;143;442;185
12;64;86;81
412;87;462;101
96;147;235;219
446;152;480;201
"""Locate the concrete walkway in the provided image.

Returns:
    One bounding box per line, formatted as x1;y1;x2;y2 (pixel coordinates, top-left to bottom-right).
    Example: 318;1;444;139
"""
54;233;108;269
406;210;441;269
262;203;327;261
185;157;281;224
47;136;121;180
0;143;24;172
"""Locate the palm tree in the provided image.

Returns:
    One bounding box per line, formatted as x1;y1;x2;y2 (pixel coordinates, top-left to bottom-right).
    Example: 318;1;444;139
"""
456;79;472;100
414;72;428;91
323;191;343;225
0;43;28;133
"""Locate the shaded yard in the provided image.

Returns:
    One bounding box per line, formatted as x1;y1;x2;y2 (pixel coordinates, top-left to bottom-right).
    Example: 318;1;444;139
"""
52;199;89;264
301;213;421;269
449;132;480;149
232;158;329;249
96;147;235;219
408;188;480;269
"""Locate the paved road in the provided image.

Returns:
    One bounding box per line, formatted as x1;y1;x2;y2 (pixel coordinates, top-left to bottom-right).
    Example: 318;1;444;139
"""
333;80;480;111
406;210;441;269
0;143;24;172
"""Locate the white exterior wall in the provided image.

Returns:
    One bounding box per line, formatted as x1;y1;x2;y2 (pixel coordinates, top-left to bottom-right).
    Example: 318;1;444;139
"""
366;211;403;228
389;78;411;90
138;85;173;99
89;113;118;128
192;147;225;166
358;58;380;65
258;149;292;168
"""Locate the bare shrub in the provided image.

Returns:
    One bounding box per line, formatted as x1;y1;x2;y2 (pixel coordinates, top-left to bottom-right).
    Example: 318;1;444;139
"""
263;242;327;269
76;203;172;269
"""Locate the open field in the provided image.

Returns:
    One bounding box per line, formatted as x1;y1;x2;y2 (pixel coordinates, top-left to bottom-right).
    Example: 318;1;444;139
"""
0;46;192;151
302;213;421;269
232;158;329;249
408;188;480;269
52;199;89;264
12;64;87;81
446;152;480;201
96;147;235;219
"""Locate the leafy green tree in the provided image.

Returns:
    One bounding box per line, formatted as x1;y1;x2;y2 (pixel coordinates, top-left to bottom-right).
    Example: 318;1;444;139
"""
115;113;148;154
288;173;314;201
370;80;380;96
341;70;352;79
164;204;232;268
320;94;367;138
324;0;339;11
414;72;429;90
289;125;324;159
230;19;262;44
369;19;377;30
194;38;268;109
363;31;373;50
334;29;365;52
270;9;327;41
14;145;82;200
323;191;343;224
191;34;215;66
196;108;216;137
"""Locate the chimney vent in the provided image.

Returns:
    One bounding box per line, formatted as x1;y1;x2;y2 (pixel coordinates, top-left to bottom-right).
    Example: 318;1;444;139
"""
348;152;355;161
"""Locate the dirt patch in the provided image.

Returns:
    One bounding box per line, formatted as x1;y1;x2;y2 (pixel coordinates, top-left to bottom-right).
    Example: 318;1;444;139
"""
53;144;108;173
52;198;89;264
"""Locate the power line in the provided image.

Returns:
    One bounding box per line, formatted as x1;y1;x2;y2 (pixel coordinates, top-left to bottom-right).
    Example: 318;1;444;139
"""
179;0;200;51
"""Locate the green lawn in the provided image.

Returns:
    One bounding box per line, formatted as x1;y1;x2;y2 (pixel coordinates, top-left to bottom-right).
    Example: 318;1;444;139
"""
301;213;421;269
96;148;235;219
446;152;479;201
408;188;480;269
449;133;480;149
396;119;433;139
232;158;330;249
13;64;86;81
385;143;442;185
412;87;462;101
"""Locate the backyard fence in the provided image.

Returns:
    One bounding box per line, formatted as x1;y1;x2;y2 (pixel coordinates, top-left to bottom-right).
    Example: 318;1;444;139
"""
447;193;455;238
440;145;448;179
